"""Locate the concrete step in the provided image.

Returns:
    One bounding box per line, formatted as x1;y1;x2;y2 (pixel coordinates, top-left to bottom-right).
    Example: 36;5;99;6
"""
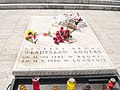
0;3;120;11
0;0;120;5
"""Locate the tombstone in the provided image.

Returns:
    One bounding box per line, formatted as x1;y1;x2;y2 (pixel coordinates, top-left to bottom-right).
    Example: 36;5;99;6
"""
11;16;120;90
12;16;117;76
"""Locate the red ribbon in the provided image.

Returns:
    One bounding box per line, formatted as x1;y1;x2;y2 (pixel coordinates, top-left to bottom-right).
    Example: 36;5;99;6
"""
32;77;40;90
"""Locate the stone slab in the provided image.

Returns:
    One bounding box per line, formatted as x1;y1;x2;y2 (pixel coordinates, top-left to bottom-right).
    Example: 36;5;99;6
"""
1;0;120;5
12;16;117;76
0;4;120;11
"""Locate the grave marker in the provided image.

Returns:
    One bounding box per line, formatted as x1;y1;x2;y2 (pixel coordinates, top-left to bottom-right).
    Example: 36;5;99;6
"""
12;16;117;76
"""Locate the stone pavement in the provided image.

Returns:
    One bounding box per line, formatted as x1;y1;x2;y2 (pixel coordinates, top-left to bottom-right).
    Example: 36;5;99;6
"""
0;0;120;10
0;10;120;90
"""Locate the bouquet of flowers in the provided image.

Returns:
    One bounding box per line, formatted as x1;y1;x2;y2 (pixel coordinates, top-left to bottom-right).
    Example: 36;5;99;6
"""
25;30;38;44
53;13;83;30
25;13;86;45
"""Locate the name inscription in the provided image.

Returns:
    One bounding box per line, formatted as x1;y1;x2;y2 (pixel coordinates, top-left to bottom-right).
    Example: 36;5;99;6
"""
20;47;106;63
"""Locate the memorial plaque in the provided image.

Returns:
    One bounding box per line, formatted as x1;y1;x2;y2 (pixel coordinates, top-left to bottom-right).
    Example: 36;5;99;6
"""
12;16;117;76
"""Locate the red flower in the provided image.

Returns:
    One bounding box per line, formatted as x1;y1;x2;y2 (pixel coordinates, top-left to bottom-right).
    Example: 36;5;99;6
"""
60;29;64;34
43;33;48;37
53;37;57;40
65;29;70;34
60;27;64;30
73;25;77;30
54;40;59;44
56;35;61;39
56;31;60;36
62;34;67;39
59;37;64;42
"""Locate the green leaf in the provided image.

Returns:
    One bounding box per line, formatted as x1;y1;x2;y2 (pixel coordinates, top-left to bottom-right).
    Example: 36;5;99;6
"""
68;34;72;39
48;31;52;37
69;35;72;38
28;39;33;43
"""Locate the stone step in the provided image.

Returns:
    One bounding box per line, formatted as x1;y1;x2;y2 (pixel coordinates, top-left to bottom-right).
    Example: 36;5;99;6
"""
0;0;120;5
0;3;120;11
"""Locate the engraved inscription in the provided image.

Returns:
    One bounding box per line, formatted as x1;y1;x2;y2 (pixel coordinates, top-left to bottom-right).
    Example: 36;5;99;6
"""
20;47;106;63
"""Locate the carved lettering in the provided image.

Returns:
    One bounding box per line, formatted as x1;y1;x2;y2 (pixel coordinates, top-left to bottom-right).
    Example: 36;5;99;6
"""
21;47;105;65
64;60;68;62
68;56;73;58
25;51;30;54
33;60;38;62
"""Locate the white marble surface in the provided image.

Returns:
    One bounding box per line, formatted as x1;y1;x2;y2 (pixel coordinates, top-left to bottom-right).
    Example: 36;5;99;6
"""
12;16;117;76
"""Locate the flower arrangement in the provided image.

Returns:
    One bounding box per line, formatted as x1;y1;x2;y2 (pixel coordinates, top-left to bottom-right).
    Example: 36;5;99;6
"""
53;27;73;44
25;30;38;44
42;26;76;45
47;13;84;44
25;13;86;45
53;13;83;30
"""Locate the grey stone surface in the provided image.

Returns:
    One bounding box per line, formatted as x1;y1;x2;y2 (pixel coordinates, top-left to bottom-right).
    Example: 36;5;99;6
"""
0;0;120;5
0;4;120;11
0;79;12;90
0;10;120;90
0;0;120;10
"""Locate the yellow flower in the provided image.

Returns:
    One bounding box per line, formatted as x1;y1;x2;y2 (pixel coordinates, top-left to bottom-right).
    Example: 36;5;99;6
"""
25;30;34;36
